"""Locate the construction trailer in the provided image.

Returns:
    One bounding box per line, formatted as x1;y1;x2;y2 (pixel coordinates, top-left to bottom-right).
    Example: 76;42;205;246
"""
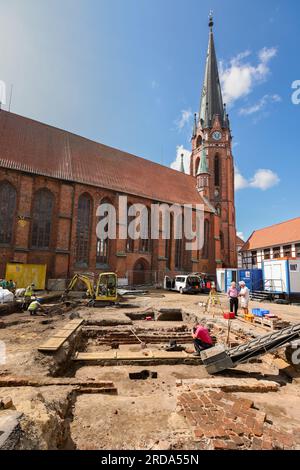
263;259;300;301
216;269;238;293
216;268;263;293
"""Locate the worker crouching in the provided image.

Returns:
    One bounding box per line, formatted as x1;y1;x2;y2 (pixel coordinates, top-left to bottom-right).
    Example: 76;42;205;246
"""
27;299;47;316
192;324;213;356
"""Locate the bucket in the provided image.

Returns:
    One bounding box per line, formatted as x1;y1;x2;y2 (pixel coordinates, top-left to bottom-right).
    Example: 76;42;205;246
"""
223;312;235;320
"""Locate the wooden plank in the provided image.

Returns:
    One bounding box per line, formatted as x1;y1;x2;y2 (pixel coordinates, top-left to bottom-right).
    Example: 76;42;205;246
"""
68;319;84;327
60;324;82;331
38;320;83;352
74;351;118;360
38;337;65;351
151;351;188;359
52;329;78;338
74;350;190;361
116;351;154;360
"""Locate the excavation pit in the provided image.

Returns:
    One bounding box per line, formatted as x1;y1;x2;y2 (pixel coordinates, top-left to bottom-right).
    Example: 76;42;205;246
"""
76;322;201;367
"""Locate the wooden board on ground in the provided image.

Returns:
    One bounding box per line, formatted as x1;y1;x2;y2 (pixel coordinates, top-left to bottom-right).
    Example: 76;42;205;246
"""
38;337;65;351
38;319;84;352
152;350;188;359
74;351;117;360
116;351;154;360
67;319;84;327
74;350;193;362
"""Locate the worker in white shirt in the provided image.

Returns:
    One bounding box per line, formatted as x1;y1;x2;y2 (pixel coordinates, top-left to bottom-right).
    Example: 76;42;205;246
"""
239;281;250;316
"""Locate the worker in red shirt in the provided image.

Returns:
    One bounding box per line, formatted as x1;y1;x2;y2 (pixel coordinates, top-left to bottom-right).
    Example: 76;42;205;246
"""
192;324;213;356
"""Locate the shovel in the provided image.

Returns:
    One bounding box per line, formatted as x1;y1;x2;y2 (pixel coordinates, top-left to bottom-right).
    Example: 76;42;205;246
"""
130;328;147;349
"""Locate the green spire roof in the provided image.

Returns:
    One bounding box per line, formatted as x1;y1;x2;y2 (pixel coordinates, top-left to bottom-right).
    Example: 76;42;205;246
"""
197;147;209;175
199;14;228;129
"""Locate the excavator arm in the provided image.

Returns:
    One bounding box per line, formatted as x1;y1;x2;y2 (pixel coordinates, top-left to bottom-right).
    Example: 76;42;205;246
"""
64;274;95;299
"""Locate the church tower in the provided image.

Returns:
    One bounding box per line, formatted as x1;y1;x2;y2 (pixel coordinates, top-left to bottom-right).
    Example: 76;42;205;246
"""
191;14;237;268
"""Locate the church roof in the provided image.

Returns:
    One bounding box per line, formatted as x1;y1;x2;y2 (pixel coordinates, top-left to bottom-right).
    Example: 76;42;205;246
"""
0;110;213;210
199;16;228;129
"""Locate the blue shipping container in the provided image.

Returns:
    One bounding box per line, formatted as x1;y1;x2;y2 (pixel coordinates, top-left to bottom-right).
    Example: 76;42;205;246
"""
238;269;263;292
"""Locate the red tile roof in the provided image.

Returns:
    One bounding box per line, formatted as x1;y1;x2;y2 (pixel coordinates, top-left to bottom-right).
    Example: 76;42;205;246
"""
241;217;300;251
236;235;245;247
0;111;211;209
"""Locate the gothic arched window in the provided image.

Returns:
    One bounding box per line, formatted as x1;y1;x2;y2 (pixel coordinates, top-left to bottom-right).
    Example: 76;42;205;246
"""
220;231;224;250
195;157;200;176
175;239;183;270
203;219;210;259
96;198;111;266
0;182;17;245
76;193;92;265
214;155;220;187
126;204;135;253
140;208;151;253
196;136;202;148
165;213;173;270
31;189;54;249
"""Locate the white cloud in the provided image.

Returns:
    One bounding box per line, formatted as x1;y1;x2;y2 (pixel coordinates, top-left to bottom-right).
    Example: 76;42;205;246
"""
235;167;249;190
235;166;280;191
175;109;192;131
237;232;245;241
220;47;278;106
259;47;277;63
249;169;280;190
170;145;191;173
239;94;281;115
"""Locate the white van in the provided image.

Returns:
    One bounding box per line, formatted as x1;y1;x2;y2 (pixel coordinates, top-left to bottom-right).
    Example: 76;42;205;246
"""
164;275;202;294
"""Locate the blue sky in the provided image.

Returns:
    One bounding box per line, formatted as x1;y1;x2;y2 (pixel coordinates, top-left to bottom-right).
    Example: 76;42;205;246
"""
0;0;299;240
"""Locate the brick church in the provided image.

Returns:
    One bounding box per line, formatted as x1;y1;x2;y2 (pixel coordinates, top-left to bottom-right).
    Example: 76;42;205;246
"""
0;16;237;285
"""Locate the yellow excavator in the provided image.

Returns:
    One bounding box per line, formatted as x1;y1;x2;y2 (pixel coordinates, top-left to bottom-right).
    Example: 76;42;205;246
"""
63;272;119;306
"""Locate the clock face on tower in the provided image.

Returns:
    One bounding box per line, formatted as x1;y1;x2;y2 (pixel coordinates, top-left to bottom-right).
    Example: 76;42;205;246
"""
212;131;222;141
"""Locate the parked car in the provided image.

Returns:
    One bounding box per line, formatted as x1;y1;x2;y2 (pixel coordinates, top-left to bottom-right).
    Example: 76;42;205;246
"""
191;272;216;294
164;275;202;294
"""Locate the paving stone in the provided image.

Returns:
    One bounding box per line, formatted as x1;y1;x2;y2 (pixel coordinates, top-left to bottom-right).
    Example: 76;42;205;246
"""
252;437;262;450
177;386;297;451
0;397;13;410
212;439;228;450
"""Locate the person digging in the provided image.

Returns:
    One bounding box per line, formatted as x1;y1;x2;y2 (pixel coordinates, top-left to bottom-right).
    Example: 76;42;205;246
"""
22;283;35;311
27;299;47;316
192;323;213;356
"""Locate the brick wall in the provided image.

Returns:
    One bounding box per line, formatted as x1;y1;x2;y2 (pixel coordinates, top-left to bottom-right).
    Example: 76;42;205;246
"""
0;169;219;282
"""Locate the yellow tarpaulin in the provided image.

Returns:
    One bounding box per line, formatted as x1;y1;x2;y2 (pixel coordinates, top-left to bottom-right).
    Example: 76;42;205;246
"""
5;264;47;290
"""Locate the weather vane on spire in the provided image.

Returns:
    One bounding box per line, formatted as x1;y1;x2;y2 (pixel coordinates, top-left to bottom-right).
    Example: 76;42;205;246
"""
209;10;214;30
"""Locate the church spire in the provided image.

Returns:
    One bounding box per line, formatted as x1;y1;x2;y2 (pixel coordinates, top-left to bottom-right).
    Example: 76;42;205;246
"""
180;153;185;173
199;13;228;128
